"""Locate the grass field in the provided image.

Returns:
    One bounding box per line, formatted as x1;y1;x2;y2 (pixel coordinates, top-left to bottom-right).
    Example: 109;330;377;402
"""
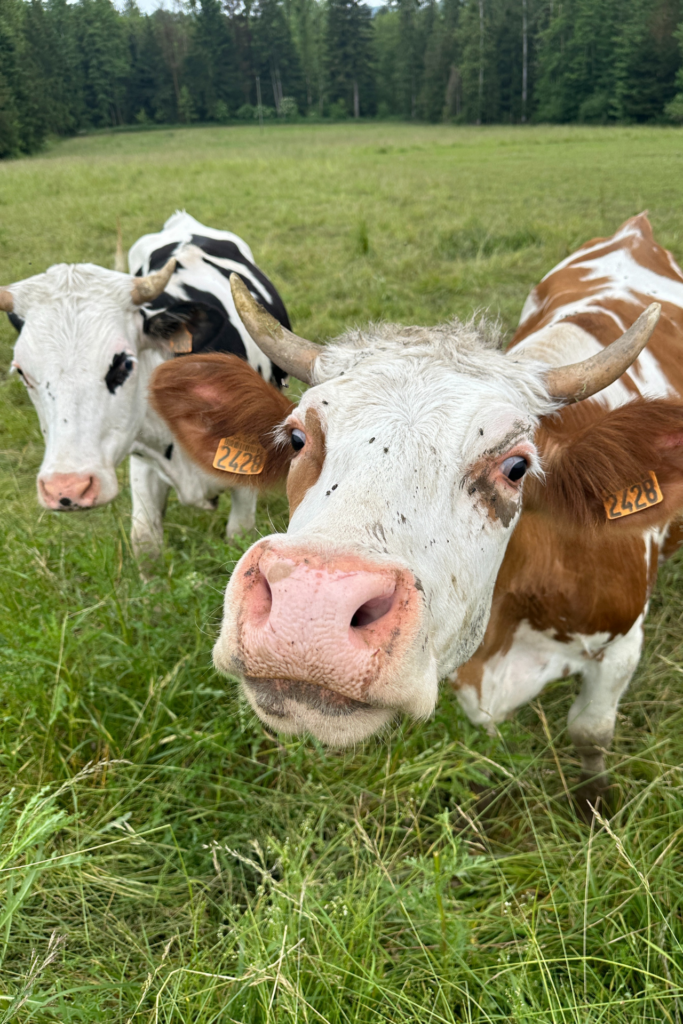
1;122;683;1022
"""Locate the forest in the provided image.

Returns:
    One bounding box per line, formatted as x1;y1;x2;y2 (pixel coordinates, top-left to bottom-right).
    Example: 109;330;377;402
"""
1;0;682;157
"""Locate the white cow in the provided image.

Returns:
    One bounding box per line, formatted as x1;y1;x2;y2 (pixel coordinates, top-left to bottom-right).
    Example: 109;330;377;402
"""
1;212;289;556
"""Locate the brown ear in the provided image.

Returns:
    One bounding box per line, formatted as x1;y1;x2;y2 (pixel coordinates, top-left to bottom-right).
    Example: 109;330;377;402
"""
526;399;683;531
149;353;295;486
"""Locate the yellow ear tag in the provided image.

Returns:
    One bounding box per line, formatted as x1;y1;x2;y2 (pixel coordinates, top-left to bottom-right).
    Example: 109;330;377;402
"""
168;325;193;354
604;470;663;520
213;436;266;475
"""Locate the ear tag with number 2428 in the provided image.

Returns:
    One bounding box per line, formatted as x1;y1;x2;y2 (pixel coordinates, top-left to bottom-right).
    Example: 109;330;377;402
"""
213;436;266;476
604;470;663;520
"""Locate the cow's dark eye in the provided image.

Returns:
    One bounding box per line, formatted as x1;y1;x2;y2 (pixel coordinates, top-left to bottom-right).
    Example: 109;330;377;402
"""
501;456;528;482
105;352;136;394
291;429;306;452
12;364;32;387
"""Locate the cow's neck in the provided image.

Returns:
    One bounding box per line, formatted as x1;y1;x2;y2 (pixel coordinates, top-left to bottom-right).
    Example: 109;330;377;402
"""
135;345;174;454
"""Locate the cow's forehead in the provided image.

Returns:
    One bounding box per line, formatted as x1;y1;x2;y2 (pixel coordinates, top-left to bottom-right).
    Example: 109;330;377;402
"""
298;342;549;449
11;263;132;315
12;264;137;367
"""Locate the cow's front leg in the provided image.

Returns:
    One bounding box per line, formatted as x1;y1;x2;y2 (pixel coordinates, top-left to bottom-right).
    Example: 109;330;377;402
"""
226;487;257;541
129;455;170;560
567;615;644;802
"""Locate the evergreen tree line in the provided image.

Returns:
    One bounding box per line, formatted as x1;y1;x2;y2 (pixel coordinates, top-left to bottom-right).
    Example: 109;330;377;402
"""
1;0;682;158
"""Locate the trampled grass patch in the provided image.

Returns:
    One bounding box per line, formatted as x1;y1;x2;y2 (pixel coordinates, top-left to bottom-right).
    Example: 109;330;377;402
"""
0;123;682;1021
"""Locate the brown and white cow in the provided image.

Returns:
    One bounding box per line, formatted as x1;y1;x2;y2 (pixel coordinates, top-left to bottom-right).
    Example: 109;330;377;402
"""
150;214;683;792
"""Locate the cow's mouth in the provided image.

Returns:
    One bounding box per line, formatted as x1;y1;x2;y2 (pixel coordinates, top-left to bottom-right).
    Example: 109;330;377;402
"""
240;677;396;745
244;677;368;717
53;500;90;511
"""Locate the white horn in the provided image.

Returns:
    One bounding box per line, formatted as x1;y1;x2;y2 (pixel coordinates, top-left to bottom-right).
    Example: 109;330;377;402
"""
131;258;176;305
230;274;320;384
0;289;13;313
543;303;661;403
115;220;126;273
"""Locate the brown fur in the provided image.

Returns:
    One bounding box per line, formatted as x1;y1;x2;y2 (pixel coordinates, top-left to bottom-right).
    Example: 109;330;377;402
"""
149;353;295;487
455;513;654;695
287;408;327;514
527;399;683;530
510;215;683;400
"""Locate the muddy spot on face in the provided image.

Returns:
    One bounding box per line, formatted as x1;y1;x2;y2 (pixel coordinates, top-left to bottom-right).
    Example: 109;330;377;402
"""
469;470;519;528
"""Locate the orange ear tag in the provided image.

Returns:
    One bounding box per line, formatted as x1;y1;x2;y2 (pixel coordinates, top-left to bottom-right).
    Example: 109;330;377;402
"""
168;326;193;354
213;436;266;475
604;470;663;520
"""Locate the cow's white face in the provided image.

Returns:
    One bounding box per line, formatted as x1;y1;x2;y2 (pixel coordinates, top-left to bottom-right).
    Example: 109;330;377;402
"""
213;324;554;746
9;265;151;509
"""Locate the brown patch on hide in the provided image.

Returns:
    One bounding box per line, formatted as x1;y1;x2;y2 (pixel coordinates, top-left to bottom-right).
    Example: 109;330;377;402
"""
509;214;683;400
451;655;484;700
458;511;652;688
149;352;294;487
287;408;327;515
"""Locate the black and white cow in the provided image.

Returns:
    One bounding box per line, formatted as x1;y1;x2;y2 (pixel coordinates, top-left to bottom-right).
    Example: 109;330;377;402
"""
1;211;289;555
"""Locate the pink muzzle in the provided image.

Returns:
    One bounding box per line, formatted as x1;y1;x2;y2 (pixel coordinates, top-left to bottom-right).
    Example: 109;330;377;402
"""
38;473;101;509
228;543;423;704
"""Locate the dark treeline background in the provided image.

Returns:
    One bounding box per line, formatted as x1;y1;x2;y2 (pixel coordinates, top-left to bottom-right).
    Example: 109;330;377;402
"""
2;0;683;158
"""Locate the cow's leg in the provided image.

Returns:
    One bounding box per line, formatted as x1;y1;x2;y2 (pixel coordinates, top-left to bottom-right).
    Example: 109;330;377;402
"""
567;614;644;799
130;455;170;559
226;487;257;540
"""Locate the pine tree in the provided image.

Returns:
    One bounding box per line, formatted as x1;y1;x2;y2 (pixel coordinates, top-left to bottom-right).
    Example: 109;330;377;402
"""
326;0;375;116
186;0;241;121
252;0;306;114
534;0;619;123
286;0;325;113
154;7;191;121
44;0;87;134
612;0;681;122
76;0;131;127
0;0;49;153
373;7;401;116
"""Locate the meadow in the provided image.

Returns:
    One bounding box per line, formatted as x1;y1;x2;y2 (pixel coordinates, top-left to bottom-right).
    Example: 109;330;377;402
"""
1;122;683;1022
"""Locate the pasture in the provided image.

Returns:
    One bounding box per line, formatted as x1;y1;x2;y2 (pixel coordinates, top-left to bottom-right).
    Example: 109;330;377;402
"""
1;122;683;1022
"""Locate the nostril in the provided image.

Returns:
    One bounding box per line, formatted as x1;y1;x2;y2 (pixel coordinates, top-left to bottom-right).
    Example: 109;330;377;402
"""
351;592;395;629
81;476;95;500
248;571;273;626
59;497;72;507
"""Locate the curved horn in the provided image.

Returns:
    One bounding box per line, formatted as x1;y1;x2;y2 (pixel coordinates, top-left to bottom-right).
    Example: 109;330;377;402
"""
230;273;320;384
544;302;661;403
0;289;13;313
115;219;126;273
131;258;176;305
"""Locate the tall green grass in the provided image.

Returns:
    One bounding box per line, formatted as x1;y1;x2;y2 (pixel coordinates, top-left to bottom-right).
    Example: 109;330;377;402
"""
1;123;682;1021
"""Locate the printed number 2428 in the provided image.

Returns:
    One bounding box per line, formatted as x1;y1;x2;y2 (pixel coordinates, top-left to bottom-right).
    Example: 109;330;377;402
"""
215;445;264;475
607;476;660;518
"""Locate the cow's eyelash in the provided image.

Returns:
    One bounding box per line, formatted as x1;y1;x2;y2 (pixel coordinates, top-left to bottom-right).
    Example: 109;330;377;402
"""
273;422;293;450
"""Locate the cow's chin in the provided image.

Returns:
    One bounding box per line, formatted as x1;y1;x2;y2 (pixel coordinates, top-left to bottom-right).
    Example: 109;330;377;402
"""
240;678;396;748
